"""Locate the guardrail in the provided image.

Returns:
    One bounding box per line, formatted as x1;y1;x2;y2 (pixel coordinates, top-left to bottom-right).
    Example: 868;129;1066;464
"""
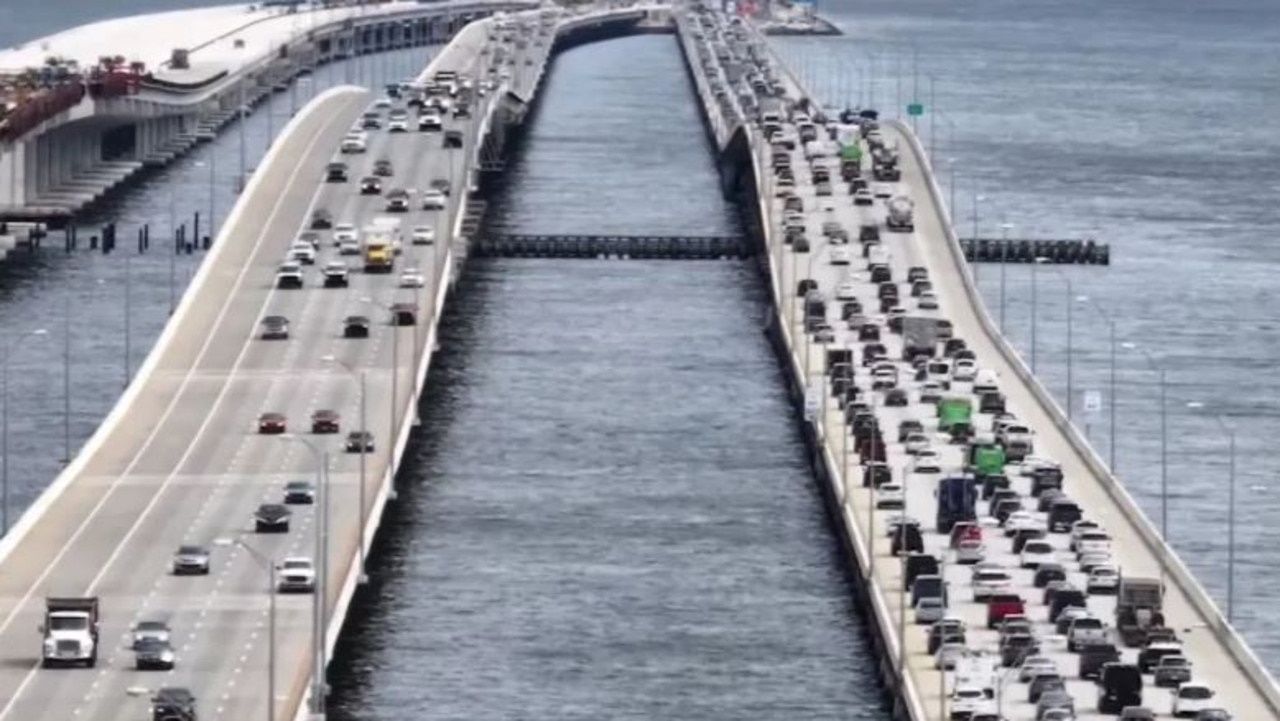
890;117;1280;715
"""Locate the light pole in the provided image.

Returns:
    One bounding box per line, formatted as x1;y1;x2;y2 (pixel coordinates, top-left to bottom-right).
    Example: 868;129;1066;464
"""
998;222;1012;330
1122;343;1167;547
970;193;984;284
323;355;369;584
62;287;71;464
1030;257;1041;372
213;537;277;721
2;328;49;535
124;253;133;387
1186;403;1235;623
277;435;328;716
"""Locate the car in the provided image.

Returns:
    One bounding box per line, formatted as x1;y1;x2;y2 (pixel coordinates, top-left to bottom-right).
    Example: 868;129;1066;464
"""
955;539;985;564
875;483;904;509
373;158;394;177
288;242;316;265
385;189;410;212
254;503;291;533
914;597;945;624
873;183;893;199
853;188;873;206
1119;709;1157;721
311;409;340;434
884;389;908;407
1019;539;1054;569
904;434;931;455
340;133;367;153
971;568;1012;600
360;113;382;130
310;209;334;229
275;262;303;289
322;262;350;288
418;113;443;131
950;687;992;718
912;449;942;473
812;323;835;344
387;115;409;132
360;176;383;195
277;557;316;593
1036;691;1074;721
834;281;858;301
1067;616;1107;651
1079;551;1113;573
1192;710;1231;721
400;267;427;288
919;382;943;404
1004;511;1044;536
297;231;321;251
1087;564;1121;594
1153;655;1192;688
1173;684;1216;717
390;302;418;326
443;130;464;148
171;544;210;575
917;292;939;310
1076;530;1112;556
1054;605;1089;634
952;358;977;381
885;514;921;539
1019;655;1057;683
344;315;371;338
333;223;358;246
257;412;286;434
830;246;852;265
411;225;436;245
421;189;447;211
934;642;965;670
260;315;289;340
324;163;348;182
1028;672;1066;704
283;480;316;505
339;239;361;256
346;430;375;453
132;620;171;650
133;637;176;670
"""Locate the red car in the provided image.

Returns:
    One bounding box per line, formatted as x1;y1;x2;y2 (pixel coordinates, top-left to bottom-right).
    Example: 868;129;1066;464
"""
257;412;286;435
311;410;340;434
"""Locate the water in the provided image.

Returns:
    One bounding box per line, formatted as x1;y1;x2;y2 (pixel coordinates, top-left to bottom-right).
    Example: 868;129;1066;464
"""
776;0;1280;663
327;35;886;720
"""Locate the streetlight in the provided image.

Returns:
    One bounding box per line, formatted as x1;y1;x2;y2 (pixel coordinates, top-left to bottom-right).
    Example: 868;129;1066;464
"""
3;328;49;536
322;354;369;585
970;193;985;284
998;222;1012;330
1185;402;1235;623
361;296;403;496
1030;257;1043;373
213;537;277;721
1121;342;1167;548
276;434;328;717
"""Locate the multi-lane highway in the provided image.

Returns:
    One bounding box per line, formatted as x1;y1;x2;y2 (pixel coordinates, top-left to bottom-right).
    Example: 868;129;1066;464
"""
0;11;553;720
677;5;1280;720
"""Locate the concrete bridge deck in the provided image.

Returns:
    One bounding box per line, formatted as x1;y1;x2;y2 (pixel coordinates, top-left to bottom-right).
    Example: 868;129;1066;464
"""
682;4;1280;720
0;5;662;719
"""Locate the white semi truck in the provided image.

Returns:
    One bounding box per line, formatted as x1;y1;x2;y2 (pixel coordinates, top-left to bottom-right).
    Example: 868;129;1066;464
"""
40;597;99;668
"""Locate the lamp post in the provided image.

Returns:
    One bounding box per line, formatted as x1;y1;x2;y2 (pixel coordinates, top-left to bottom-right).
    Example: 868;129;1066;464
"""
364;296;402;494
213;538;277;721
1186;402;1236;623
1030;257;1042;372
277;435;328;716
323;355;369;584
998;222;1012;330
970;193;984;284
1122;343;1167;547
3;328;49;536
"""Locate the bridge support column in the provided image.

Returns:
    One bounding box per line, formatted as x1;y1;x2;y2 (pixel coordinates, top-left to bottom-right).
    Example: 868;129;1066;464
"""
0;142;25;208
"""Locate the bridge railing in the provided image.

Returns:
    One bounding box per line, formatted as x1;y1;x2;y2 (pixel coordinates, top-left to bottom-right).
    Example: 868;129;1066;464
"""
891;117;1280;714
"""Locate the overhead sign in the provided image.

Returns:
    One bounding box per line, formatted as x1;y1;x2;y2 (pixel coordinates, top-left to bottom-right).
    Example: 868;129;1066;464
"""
1083;390;1103;415
907;103;924;117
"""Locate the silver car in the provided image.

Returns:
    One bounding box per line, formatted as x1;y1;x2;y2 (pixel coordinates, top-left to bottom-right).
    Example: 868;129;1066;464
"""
172;545;210;575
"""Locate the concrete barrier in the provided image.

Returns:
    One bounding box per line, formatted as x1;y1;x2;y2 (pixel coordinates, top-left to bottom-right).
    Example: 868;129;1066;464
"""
0;85;367;568
890;117;1280;714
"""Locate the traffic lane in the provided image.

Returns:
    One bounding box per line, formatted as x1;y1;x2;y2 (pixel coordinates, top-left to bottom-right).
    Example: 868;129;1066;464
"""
888;127;1260;717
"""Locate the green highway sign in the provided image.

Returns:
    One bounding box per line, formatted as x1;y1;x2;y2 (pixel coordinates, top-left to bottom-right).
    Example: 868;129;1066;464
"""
907;103;924;116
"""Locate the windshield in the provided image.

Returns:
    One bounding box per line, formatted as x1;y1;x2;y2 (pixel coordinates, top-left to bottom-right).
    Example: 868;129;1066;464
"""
1180;687;1213;700
49;616;87;631
282;561;310;570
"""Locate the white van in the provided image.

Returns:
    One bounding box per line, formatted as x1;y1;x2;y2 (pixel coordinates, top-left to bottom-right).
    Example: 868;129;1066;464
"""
972;369;999;394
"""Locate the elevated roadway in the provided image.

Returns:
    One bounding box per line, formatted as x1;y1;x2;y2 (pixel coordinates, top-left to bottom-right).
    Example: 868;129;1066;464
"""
0;7;578;719
680;5;1280;720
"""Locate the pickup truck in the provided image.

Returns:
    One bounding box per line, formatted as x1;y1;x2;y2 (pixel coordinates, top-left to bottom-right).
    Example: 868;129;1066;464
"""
1067;616;1109;652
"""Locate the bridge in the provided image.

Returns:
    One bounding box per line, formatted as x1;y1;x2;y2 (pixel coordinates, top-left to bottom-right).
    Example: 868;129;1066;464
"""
0;2;1274;721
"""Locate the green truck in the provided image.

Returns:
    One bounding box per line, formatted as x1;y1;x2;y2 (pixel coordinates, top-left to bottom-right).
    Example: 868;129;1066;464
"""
936;396;974;440
969;443;1006;476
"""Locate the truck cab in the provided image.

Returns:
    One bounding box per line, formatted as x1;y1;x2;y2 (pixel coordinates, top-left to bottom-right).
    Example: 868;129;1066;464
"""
41;597;99;668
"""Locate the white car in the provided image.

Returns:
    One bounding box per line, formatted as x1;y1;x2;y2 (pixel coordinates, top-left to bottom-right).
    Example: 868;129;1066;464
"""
955;539;985;564
830;246;852;265
904;433;931;455
387;116;409;132
338;239;361;256
915;597;946;624
835;281;859;300
1017;456;1059;477
399;267;426;288
1079;552;1113;573
1003;512;1044;536
972;369;1000;394
373;97;393;108
1066;616;1108;651
333;224;358;245
812;324;836;344
853;188;873;205
917;292;939;310
952;358;977;381
875;483;904;509
935;642;966;670
919;382;943;404
276;557;315;592
912;449;942;474
131;621;171;648
411;225;436;245
1086;564;1120;594
1019;539;1054;569
275;262;303;288
421;189;448;210
1070;520;1103;547
1173;683;1216;716
871;366;898;390
873;183;894;199
418;114;444;131
287;242;316;265
949;687;993;718
1018;655;1057;683
971;568;1012;600
1075;530;1111;556
340;133;367;153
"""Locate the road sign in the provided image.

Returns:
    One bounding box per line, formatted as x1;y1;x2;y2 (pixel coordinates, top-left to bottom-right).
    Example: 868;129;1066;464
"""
1083;390;1103;416
804;386;821;421
907;103;924;117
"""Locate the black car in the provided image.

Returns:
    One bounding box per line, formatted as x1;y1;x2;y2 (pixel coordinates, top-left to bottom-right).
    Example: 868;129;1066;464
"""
343;315;371;338
259;316;289;341
360;176;383;195
385;189;410;212
346;431;375;453
283;480;316;505
1033;562;1067;588
309;209;333;229
429;178;451;196
151;687;196;721
1098;663;1143;714
443;130;463;148
373;158;394;177
390;302;418;326
884;389;909;407
134;638;176;671
325;162;348;182
254;504;291;533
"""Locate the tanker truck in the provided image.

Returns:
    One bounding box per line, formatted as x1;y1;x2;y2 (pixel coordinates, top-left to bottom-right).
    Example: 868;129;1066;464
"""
886;195;915;232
